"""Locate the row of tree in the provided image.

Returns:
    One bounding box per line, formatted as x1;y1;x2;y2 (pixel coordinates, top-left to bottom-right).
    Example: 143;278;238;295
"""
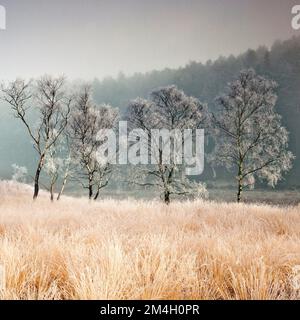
92;36;300;187
1;69;294;203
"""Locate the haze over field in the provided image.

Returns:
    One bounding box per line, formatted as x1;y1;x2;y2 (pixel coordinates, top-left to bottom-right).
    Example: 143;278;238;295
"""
0;0;298;80
1;36;300;196
0;0;299;198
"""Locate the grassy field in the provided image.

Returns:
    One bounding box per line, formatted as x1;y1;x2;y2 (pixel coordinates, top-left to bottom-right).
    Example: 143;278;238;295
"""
0;181;300;300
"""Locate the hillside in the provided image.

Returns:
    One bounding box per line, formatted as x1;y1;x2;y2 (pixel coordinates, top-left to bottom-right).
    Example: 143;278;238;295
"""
92;36;300;187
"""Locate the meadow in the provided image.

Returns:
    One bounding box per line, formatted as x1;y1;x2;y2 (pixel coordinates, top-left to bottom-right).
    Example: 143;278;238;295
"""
0;181;299;300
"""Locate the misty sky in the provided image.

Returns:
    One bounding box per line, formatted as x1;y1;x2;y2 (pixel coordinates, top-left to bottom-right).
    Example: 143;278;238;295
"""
0;0;299;80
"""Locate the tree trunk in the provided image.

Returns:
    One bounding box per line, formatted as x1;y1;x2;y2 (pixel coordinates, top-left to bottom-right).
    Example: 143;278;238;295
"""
57;174;68;201
94;189;100;201
88;184;93;200
164;191;170;205
237;161;243;203
33;155;44;200
50;184;54;202
237;179;243;203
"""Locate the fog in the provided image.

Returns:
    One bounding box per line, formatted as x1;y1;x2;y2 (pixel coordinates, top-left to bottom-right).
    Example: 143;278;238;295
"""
0;0;298;80
0;0;299;194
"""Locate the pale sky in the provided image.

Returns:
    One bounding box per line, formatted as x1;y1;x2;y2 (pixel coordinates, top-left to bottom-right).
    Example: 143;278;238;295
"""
0;0;299;80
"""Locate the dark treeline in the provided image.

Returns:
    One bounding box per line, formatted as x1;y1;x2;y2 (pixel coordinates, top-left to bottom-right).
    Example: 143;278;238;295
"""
92;36;300;187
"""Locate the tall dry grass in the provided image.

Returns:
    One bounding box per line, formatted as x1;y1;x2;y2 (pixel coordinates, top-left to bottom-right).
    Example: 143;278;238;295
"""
0;182;299;300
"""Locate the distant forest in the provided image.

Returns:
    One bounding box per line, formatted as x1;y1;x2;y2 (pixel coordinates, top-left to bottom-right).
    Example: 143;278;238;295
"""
92;36;300;188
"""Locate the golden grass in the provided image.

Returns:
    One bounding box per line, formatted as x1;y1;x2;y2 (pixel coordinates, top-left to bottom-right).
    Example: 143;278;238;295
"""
0;184;299;300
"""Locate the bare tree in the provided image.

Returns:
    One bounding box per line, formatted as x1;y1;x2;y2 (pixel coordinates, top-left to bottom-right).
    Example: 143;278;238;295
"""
68;87;118;200
211;69;294;202
126;85;208;204
2;76;72;199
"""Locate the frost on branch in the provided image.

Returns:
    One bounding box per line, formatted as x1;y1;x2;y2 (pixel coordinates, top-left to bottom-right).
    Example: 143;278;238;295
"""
126;85;208;204
211;69;294;202
12;164;28;183
68;86;119;200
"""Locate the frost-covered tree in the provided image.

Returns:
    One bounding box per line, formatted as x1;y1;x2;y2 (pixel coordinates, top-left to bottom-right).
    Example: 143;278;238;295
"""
211;69;294;202
2;76;72;199
68;87;118;200
44;147;62;201
44;140;73;201
126;85;208;204
11;164;28;183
